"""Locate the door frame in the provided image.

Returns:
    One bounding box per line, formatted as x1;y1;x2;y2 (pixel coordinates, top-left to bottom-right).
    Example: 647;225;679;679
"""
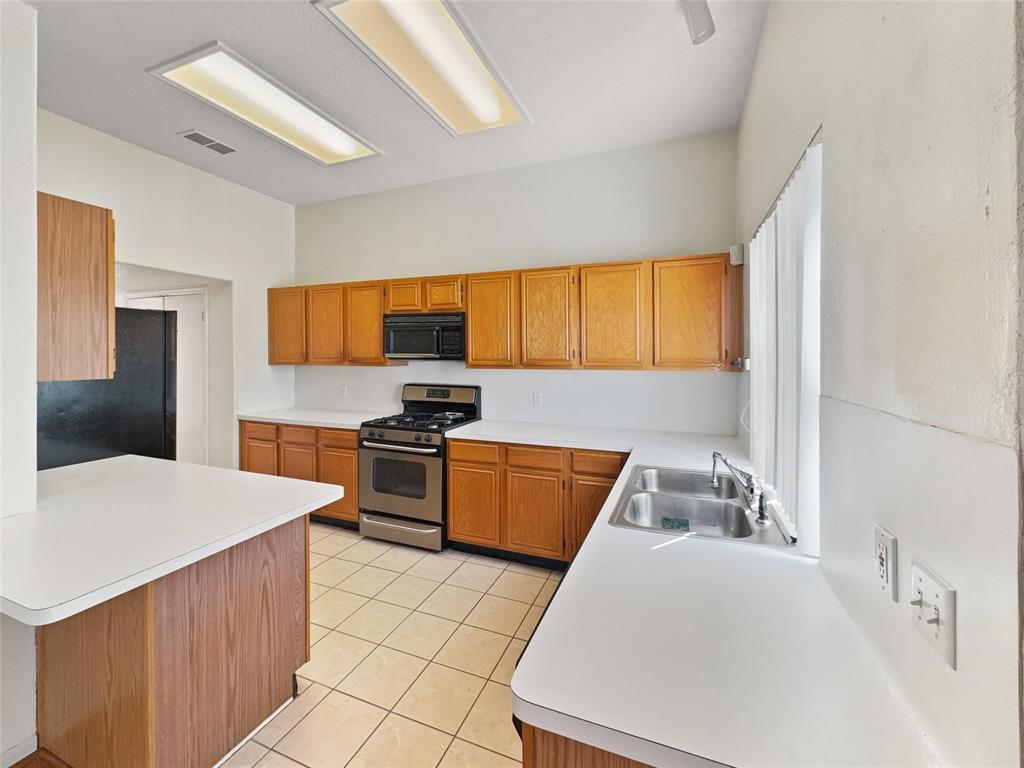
124;287;209;465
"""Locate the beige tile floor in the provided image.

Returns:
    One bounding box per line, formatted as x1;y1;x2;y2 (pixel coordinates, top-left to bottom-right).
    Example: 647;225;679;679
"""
222;522;563;768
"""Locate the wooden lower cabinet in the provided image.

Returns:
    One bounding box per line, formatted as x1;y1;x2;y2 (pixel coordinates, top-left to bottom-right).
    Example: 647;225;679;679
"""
522;724;654;768
448;461;502;547
568;475;616;558
36;519;307;768
505;468;565;559
447;440;627;561
243;438;278;476
240;421;359;519
280;442;316;481
318;447;359;521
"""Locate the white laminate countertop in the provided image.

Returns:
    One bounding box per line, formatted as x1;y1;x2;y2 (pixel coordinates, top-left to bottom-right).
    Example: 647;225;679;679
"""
1;455;343;626
449;420;940;768
238;408;387;430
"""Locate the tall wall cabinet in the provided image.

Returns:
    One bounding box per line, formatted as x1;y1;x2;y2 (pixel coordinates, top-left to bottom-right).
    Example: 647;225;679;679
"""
37;192;116;381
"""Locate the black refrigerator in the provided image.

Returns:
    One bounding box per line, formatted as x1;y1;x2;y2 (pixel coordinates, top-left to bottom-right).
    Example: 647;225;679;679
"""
38;307;177;470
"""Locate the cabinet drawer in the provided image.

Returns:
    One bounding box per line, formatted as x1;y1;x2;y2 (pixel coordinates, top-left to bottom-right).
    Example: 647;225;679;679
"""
319;428;359;449
279;425;317;445
571;450;627;478
243;421;277;441
506;445;565;472
448;440;500;465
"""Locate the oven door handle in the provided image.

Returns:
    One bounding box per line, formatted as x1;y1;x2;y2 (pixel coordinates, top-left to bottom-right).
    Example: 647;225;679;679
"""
361;441;440;454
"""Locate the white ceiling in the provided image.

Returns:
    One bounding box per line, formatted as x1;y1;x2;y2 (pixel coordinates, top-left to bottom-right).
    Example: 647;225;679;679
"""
36;0;766;206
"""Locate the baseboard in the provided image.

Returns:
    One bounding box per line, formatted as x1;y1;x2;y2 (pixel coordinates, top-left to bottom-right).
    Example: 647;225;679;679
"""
2;735;38;768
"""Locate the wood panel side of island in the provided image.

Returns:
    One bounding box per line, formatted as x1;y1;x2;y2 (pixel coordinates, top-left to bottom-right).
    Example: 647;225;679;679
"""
36;518;308;768
521;724;655;768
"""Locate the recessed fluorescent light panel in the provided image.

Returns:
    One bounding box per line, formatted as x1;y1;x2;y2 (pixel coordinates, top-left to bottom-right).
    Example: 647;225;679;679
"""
318;0;524;136
150;43;375;165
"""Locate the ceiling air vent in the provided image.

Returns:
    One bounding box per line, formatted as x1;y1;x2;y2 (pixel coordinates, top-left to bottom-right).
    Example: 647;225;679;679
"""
177;130;237;156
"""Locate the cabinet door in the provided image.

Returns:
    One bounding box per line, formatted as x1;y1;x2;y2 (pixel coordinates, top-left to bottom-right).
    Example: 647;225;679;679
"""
579;261;652;369
569;475;615;558
280;442;317;481
653;256;726;369
448;461;502;547
466;272;518;368
37;192;115;381
505;468;565;560
318;447;359;521
386;279;424;312
424;276;464;311
520;267;576;368
307;284;344;364
345;282;387;365
268;287;307;364
244;438;278;475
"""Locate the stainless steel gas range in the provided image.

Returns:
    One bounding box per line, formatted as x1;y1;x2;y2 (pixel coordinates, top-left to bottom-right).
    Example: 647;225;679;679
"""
358;383;481;550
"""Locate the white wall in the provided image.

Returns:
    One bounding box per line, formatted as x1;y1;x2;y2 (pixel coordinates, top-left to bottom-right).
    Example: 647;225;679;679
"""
37;109;296;468
0;2;39;763
296;132;741;434
736;2;1019;764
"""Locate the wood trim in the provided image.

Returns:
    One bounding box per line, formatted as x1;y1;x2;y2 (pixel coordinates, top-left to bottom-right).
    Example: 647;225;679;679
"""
11;750;74;768
521;724;654;768
106;211;116;377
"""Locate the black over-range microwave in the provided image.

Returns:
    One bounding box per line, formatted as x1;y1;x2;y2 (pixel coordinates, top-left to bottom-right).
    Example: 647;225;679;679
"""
383;313;465;360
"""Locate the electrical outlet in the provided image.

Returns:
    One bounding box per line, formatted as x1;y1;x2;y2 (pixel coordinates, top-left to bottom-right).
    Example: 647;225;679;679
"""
339;384;348;397
532;391;543;407
910;557;956;669
874;525;897;602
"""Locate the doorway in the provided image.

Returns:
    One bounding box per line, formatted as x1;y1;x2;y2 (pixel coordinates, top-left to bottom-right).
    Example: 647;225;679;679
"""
126;290;209;465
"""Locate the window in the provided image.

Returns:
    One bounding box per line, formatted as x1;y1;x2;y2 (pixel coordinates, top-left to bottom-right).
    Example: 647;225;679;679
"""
749;140;822;555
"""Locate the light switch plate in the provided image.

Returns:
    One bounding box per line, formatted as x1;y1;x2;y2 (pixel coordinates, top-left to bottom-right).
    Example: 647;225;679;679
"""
874;526;897;601
911;557;956;669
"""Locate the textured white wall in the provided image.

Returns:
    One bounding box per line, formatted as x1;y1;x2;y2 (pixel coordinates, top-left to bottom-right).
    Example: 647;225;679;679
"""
737;2;1019;764
296;132;741;434
37;110;297;468
0;3;39;764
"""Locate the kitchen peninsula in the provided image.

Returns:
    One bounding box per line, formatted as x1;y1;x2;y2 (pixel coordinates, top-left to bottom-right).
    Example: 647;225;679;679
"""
1;455;343;768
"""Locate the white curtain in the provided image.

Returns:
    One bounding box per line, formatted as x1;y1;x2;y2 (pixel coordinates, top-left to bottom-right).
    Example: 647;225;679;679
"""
748;143;821;553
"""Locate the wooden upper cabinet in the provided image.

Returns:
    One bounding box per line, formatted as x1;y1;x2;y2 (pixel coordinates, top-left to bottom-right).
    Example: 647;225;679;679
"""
653;255;727;369
386;279;424;312
520;267;577;368
466;272;518;368
37;192;116;381
424;275;464;311
448;461;502;548
345;281;387;365
579;261;652;369
306;284;344;364
268;287;307;364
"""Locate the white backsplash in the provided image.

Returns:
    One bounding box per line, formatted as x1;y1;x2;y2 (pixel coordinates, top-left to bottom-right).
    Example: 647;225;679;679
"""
295;364;740;436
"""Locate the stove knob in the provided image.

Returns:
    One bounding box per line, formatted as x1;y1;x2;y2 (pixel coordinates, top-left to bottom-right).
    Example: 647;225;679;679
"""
414;434;422;442
424;434;433;443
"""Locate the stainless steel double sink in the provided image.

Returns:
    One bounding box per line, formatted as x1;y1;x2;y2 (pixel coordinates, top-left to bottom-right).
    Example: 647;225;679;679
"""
609;465;793;547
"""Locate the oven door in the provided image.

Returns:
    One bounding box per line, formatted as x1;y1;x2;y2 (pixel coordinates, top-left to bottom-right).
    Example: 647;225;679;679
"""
384;321;440;359
358;444;443;523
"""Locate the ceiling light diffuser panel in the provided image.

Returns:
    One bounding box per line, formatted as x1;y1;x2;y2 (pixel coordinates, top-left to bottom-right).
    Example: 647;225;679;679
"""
319;0;525;136
151;43;376;165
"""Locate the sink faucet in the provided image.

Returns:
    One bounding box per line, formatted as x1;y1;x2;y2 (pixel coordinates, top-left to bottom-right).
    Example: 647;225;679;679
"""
711;452;768;525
